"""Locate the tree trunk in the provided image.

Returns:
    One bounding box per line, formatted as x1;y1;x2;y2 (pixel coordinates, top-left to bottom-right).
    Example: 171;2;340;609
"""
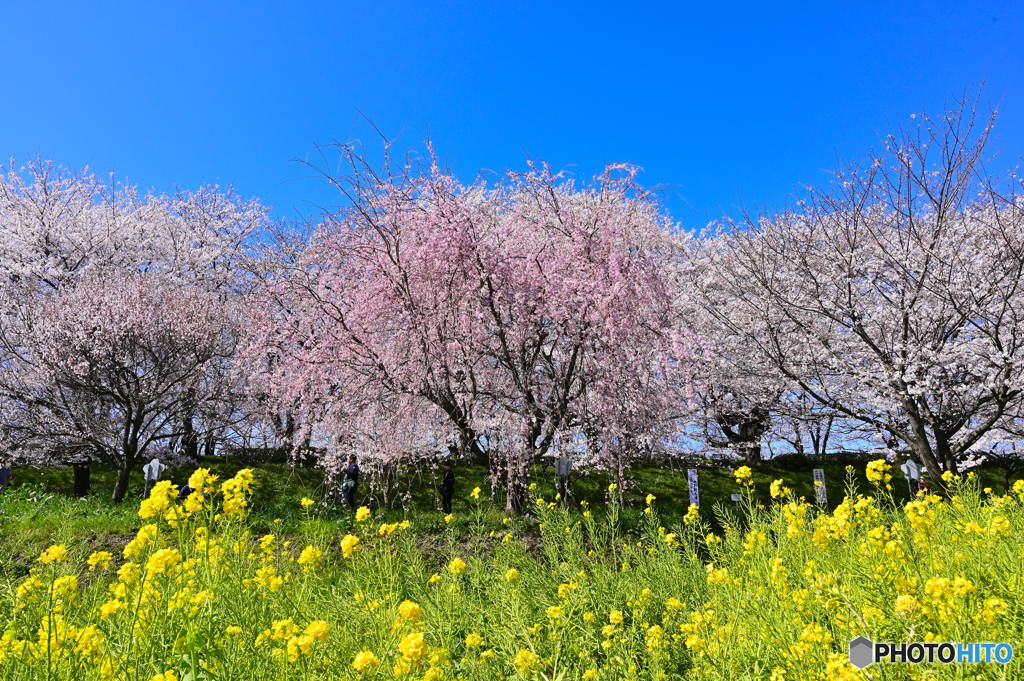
73;460;91;497
814;415;833;457
790;420;805;457
506;473;526;514
111;463;133;504
181;415;199;460
715;407;770;466
504;454;529;514
904;406;948;487
933;429;959;476
617;452;626;506
740;441;764;465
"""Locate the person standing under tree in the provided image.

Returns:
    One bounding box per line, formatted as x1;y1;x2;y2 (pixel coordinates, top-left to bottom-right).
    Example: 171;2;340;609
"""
440;462;454;514
342;455;359;509
0;460;11;492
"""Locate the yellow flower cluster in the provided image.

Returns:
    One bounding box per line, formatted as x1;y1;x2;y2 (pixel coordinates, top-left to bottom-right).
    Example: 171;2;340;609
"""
220;469;254;516
3;460;1022;681
38;544;68;564
865;458;893;489
340;534;360;558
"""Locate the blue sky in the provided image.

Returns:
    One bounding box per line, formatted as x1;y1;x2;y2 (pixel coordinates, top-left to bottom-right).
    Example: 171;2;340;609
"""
2;1;1022;230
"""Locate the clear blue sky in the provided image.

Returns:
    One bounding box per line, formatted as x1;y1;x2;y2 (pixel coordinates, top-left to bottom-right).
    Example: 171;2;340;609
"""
2;1;1022;230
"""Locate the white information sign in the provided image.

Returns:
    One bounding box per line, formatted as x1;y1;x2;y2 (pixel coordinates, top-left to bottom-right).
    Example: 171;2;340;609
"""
813;468;828;507
730;493;742;502
900;460;921;495
687;469;700;507
142;458;165;497
143;458;165;481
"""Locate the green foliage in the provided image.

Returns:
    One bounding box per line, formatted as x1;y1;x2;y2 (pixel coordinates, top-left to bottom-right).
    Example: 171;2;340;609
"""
0;463;1022;679
0;464;1019;675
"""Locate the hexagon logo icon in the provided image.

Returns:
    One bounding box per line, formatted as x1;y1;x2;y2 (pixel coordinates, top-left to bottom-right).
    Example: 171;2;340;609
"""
849;636;874;669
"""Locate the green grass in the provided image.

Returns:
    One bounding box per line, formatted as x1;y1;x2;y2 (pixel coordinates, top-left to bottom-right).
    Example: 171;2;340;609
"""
2;465;1022;680
1;453;1017;579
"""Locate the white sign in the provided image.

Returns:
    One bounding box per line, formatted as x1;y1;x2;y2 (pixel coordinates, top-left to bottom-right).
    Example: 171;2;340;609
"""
813;468;827;507
687;469;699;507
143;458;165;482
900;460;921;495
900;459;921;481
142;458;165;497
730;493;742;502
555;456;571;477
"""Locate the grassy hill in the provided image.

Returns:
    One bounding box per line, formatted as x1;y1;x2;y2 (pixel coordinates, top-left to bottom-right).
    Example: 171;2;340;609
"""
0;453;1016;579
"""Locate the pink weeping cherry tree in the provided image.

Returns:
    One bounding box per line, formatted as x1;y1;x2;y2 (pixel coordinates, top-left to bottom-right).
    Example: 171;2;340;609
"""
3;273;235;502
243;147;695;510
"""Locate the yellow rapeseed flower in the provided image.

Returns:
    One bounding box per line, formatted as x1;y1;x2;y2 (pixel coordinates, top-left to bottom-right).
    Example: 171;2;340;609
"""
297;545;322;568
188;467;218;494
38;544;68;564
340;534;360;559
145;548;181;576
399;600;422;623
87;551;113;571
514;649;539;675
352;650;380;671
399;632;428;661
305;620;329;642
866;459;893;490
769;479;791;498
149;671;179;681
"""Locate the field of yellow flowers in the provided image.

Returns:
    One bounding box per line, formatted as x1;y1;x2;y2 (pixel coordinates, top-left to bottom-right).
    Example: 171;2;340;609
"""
1;462;1022;680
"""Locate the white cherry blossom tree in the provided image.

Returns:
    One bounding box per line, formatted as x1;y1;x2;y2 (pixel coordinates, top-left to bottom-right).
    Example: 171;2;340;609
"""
711;94;1024;485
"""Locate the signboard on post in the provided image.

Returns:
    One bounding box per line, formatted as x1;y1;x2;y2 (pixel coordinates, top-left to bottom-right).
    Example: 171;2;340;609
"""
900;459;921;496
812;468;827;507
555;456;572;502
730;493;742;503
687;469;700;507
142;458;165;497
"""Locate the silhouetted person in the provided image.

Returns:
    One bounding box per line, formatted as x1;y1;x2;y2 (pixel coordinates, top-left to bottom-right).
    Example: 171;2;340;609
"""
0;461;11;492
440;462;454;514
343;455;359;509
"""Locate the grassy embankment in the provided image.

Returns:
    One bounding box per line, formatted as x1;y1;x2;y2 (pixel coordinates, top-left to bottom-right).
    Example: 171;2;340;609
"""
0;454;1014;580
